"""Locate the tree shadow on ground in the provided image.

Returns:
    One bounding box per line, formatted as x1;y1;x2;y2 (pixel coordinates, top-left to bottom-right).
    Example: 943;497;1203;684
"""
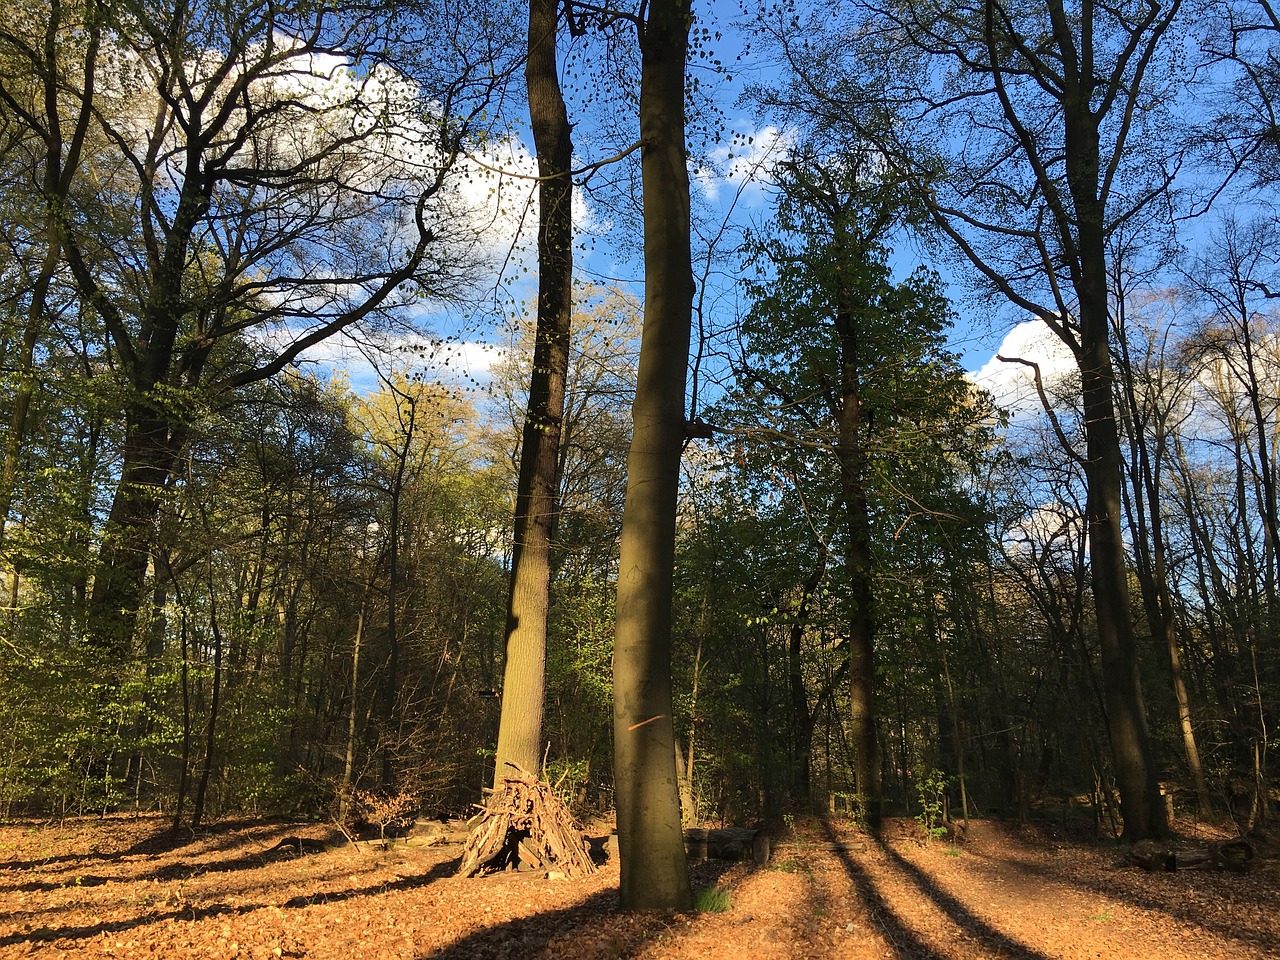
818;819;1055;960
816;818;948;960
0;855;461;950
867;832;1054;960
123;819;345;857
0;852;119;873
415;858;738;960
0;819;340;876
0;835;348;897
416;888;625;960
959;835;1278;949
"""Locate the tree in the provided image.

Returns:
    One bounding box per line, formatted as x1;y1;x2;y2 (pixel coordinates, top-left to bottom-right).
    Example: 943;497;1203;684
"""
1178;219;1280;824
612;0;694;912
353;371;494;795
761;0;1186;839
13;0;521;657
0;0;100;541
1200;0;1280;186
724;143;993;828
485;288;638;803
493;0;576;786
673;460;839;820
1110;283;1213;816
1187;219;1280;610
485;286;640;578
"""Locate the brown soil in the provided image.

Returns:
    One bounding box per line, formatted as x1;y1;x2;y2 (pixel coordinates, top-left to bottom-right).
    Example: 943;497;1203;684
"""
1;814;1275;959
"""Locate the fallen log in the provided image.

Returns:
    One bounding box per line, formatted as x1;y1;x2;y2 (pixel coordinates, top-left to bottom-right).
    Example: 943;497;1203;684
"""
1209;838;1255;871
409;819;471;846
1129;838;1256;872
264;837;327;856
684;827;771;865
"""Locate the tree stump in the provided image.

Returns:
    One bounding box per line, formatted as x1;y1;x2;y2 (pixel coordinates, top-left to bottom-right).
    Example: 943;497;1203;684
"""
456;766;597;879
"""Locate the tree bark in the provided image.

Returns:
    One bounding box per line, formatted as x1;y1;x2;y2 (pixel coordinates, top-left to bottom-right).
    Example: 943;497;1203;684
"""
341;568;375;822
789;543;826;807
191;571;225;829
987;0;1169;841
172;612;192;834
1076;297;1166;840
612;0;694;912
832;253;881;831
493;0;575;785
86;404;183;656
380;392;416;790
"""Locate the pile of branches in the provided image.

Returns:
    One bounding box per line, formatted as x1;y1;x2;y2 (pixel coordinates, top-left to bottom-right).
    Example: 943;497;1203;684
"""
456;765;597;879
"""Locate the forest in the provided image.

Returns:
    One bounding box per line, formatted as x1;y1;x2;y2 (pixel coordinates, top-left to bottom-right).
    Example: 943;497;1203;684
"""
0;0;1278;918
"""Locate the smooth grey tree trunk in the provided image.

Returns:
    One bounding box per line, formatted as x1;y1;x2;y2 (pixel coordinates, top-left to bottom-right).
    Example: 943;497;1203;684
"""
493;0;575;784
612;0;694;912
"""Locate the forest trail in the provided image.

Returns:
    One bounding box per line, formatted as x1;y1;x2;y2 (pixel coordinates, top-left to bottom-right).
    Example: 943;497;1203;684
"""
0;815;1274;959
651;819;1275;960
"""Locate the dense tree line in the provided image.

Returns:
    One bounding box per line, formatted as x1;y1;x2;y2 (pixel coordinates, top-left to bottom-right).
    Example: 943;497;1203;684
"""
0;0;1277;909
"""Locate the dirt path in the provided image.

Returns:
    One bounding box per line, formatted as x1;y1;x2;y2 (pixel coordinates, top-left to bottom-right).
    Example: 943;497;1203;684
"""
638;821;1276;960
0;816;1274;959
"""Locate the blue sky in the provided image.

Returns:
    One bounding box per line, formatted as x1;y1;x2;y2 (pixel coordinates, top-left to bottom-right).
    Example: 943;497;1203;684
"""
309;0;1046;400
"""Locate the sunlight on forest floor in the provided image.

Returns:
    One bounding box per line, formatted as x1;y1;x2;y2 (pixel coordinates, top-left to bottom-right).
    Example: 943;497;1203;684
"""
0;814;1276;958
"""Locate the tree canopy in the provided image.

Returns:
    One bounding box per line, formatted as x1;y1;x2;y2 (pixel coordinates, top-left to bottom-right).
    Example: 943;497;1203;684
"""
0;0;1277;887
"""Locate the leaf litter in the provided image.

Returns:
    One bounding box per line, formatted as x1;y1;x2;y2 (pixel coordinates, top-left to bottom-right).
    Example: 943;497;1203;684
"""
0;814;1276;959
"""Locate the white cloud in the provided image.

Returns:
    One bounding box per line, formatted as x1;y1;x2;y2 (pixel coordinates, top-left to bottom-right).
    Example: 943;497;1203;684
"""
692;126;795;203
415;339;506;381
264;327;503;397
970;318;1077;418
449;137;606;282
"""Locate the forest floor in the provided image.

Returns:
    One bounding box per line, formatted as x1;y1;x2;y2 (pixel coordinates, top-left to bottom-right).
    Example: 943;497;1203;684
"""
0;812;1276;959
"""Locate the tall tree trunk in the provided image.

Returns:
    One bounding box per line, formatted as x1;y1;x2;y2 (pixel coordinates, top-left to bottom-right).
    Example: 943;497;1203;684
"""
1164;608;1211;815
844;496;879;829
341;580;371;821
612;0;694;912
1114;319;1212;817
381;472;404;789
789;543;826;808
675;738;696;826
75;84;213;656
492;0;574;784
940;641;970;823
1076;300;1166;840
172;611;192;834
1057;34;1167;839
832;266;881;831
681;633;704;825
1236;317;1280;606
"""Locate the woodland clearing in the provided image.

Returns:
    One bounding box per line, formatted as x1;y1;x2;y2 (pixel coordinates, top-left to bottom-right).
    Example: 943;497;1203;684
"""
0;814;1275;959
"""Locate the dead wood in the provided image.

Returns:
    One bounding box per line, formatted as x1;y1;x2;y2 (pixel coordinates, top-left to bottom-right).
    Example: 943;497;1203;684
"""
1129;838;1257;872
264;836;327;856
456;765;596;879
409;819;470;846
684;827;771;865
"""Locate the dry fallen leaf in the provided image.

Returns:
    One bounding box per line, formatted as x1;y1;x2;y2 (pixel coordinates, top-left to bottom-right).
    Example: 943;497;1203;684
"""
0;815;1275;960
